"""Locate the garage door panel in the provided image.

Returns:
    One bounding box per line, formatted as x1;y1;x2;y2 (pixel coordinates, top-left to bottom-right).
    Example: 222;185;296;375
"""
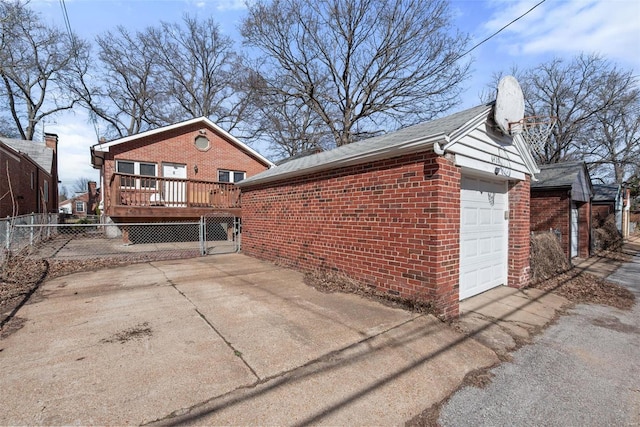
459;176;508;300
462;207;478;226
479;208;492;225
478;237;492;256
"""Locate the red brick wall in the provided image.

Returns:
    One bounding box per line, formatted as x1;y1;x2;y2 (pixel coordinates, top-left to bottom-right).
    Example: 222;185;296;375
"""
530;190;570;258
592;204;613;225
242;152;531;319
530;190;591;259
44;134;59;213
1;144;52;217
508;177;531;288
102;123;269;211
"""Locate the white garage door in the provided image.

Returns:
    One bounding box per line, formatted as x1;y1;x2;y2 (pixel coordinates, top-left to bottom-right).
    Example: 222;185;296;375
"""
459;176;508;300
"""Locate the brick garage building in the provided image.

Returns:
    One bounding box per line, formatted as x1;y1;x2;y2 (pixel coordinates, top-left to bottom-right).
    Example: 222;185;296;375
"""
530;162;592;260
238;104;539;319
592;184;623;228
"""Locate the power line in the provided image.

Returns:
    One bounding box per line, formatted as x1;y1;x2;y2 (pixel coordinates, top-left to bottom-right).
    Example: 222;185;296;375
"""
457;0;547;60
59;0;74;44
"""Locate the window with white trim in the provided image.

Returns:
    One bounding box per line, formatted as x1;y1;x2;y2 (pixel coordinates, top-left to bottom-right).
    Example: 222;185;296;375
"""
218;170;246;183
75;201;85;212
116;160;157;188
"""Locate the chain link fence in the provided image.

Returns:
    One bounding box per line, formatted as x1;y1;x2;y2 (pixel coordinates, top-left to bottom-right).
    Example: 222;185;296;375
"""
1;213;59;265
1;215;240;266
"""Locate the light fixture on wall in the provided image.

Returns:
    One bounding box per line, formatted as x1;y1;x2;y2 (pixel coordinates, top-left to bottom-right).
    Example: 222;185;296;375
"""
194;164;198;174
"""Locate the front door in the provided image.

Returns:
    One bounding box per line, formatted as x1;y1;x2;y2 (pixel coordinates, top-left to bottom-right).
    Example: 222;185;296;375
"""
163;163;187;207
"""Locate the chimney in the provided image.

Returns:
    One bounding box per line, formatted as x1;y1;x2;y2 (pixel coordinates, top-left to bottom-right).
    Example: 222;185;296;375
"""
88;181;98;215
44;133;58;152
44;132;59;213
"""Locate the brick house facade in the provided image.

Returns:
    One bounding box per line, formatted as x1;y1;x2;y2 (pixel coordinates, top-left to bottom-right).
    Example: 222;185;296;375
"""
91;117;273;222
530;162;592;260
239;104;539;319
59;182;99;218
0;134;58;218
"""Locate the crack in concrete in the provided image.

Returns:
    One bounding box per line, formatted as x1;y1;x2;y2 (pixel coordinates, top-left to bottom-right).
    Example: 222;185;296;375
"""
149;264;260;381
143;314;425;426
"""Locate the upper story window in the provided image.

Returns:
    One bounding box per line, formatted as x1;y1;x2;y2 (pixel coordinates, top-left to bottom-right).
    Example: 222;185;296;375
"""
194;135;210;151
218;170;246;183
30;172;35;190
75;201;85;212
43;180;49;203
116;160;157;188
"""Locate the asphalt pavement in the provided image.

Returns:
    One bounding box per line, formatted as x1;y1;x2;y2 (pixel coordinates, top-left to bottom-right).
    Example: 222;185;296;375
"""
439;240;640;426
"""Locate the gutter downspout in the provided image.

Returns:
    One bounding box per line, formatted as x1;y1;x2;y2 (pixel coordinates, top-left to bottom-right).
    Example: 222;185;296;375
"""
433;136;449;156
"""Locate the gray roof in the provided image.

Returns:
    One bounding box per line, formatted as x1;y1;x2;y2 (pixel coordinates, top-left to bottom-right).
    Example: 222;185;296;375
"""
531;162;586;189
239;103;492;187
0;137;53;174
592;184;619;203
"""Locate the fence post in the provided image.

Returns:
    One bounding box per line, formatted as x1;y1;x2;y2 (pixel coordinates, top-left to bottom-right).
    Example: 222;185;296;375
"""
199;216;205;256
234;217;241;253
30;213;34;246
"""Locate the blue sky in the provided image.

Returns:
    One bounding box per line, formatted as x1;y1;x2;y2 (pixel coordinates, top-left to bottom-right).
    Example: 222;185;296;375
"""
28;0;640;190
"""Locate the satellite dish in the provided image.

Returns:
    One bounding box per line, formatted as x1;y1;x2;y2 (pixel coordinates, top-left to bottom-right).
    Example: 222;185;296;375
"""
494;76;525;135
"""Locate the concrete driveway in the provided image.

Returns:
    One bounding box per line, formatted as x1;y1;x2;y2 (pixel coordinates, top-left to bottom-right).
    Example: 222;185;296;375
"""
0;254;500;425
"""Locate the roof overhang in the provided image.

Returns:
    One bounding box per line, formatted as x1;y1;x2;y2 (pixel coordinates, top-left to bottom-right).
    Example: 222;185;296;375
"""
238;133;445;188
0;142;21;162
90;117;274;168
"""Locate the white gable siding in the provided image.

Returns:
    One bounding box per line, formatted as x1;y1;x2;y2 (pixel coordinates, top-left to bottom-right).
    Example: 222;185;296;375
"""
445;123;530;180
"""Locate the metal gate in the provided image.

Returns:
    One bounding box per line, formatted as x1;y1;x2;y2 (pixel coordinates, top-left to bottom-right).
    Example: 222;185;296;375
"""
201;214;241;255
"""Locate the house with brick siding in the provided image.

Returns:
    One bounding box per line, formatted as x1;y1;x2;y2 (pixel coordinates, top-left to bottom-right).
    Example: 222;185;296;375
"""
0;134;59;218
59;182;100;218
530;162;592;260
237;103;539;319
90;117;273;226
59;193;88;216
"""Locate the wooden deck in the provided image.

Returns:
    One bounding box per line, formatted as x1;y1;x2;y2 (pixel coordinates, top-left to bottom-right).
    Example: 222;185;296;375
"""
106;173;242;218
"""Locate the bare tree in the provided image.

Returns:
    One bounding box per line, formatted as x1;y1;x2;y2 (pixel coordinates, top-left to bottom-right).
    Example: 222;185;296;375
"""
79;15;254;139
583;78;640;184
246;70;331;160
147;16;251;132
76;26;163;139
72;177;91;194
241;0;470;148
58;185;69;201
519;54;635;164
0;0;90;140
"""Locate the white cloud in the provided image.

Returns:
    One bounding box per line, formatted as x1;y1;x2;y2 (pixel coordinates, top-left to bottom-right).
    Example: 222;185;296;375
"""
215;0;247;11
45;111;100;191
482;0;640;71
